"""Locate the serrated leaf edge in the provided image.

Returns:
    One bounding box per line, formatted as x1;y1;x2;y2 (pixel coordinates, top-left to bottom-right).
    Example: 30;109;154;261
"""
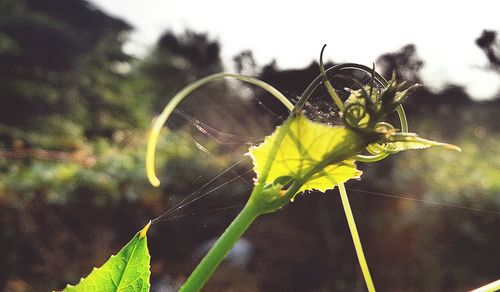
62;222;151;292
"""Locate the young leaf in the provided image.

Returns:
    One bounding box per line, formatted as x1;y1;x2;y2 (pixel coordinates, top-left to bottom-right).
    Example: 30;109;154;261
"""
63;222;151;292
249;114;368;194
383;133;462;153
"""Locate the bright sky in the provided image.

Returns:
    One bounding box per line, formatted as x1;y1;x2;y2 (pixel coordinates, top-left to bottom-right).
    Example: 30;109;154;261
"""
90;0;500;99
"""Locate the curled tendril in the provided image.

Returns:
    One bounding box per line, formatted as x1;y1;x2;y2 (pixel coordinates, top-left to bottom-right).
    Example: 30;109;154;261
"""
343;102;368;130
363;123;399;155
146;73;294;187
311;46;410;163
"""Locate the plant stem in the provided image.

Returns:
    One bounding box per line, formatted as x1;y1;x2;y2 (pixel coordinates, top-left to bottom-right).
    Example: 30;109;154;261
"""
338;183;376;292
180;200;261;291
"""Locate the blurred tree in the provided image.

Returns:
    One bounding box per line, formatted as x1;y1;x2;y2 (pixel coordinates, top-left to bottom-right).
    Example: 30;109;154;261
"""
376;44;423;84
377;45;473;115
233;50;257;76
476;30;500;71
137;30;225;112
257;61;338;120
0;0;145;150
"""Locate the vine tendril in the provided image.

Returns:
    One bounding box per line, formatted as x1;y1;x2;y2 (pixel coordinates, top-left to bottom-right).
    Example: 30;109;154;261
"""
298;49;410;163
146;73;294;187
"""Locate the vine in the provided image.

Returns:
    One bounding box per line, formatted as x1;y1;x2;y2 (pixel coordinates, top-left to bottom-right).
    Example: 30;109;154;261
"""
146;47;460;291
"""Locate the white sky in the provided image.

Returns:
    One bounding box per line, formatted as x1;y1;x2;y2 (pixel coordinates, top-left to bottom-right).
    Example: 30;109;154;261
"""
90;0;500;99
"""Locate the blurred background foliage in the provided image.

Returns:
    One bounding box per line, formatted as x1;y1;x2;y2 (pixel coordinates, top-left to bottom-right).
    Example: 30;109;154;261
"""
0;0;499;291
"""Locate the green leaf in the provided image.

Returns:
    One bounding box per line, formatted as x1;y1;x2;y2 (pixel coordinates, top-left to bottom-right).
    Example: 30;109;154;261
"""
64;222;151;292
383;133;462;153
249;114;366;194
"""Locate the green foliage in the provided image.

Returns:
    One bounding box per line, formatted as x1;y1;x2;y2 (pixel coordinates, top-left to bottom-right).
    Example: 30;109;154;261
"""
64;223;151;292
0;0;143;150
392;132;500;209
0;128;232;206
0;131;147;205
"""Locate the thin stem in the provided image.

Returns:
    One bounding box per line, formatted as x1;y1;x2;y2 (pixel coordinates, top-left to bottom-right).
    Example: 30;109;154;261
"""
180;199;261;291
338;183;376;292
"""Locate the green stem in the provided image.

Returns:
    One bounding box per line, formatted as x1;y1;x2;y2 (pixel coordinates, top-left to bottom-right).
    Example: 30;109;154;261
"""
180;200;261;291
338;183;376;292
